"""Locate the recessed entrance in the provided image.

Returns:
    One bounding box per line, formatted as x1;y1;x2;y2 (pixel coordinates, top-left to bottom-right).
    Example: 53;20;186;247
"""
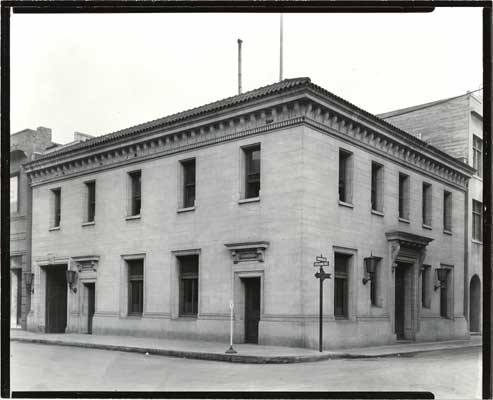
469;275;481;333
45;265;68;333
85;283;95;334
243;277;261;344
395;262;412;340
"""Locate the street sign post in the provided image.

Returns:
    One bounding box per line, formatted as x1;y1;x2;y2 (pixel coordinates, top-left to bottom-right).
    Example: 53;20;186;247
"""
313;254;331;352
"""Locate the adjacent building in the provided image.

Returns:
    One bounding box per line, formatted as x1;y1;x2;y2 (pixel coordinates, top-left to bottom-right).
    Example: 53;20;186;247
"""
23;78;475;349
379;91;483;334
10;127;56;329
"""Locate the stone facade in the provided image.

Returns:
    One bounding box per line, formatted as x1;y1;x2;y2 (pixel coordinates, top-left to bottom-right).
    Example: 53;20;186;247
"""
24;78;475;349
10;127;55;329
380;92;483;334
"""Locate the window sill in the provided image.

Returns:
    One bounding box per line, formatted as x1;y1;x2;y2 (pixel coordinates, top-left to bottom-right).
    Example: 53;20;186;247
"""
398;217;410;224
422;224;432;230
239;197;260;204
338;201;354;209
82;221;95;227
443;230;453;236
125;215;141;221
472;239;483;245
177;206;195;213
176;315;198;320
371;209;384;217
125;314;143;319
334;316;350;321
48;226;60;232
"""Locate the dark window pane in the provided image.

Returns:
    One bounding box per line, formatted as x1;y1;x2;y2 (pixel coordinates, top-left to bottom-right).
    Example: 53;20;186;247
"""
130;171;141;215
339;150;351;203
179;255;199;316
443;191;452;231
182;160;196;208
87;181;96;222
127;259;144;315
245;146;261;199
440;286;447;318
53;188;61;227
399;174;409;219
334;253;349;318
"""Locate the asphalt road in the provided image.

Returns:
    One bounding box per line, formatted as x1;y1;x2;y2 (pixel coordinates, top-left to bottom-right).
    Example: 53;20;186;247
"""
10;342;481;398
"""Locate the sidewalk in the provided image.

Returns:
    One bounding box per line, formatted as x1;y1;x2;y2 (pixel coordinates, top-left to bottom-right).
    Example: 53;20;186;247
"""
10;329;482;364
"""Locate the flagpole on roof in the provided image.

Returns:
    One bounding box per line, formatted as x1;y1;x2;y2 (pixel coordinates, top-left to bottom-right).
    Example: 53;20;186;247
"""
279;13;283;82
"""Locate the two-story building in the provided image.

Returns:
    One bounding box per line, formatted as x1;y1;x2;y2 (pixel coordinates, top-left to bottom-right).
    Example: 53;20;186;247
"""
379;91;483;335
10;127;56;329
24;78;474;349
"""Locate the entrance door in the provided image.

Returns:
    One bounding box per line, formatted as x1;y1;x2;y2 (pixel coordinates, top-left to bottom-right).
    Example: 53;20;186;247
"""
86;283;95;334
469;275;481;333
244;278;261;344
395;266;406;340
45;266;68;333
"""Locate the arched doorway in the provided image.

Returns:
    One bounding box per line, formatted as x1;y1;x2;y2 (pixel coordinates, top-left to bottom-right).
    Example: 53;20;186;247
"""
469;275;481;333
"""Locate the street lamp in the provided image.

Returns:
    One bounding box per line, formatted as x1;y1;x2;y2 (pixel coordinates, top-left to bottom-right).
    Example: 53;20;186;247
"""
313;254;331;352
23;272;34;293
66;270;78;293
434;268;448;291
362;254;379;285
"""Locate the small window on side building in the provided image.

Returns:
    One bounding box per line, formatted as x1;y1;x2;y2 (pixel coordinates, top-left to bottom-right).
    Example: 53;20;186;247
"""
472;200;483;241
398;173;410;220
338;149;353;204
371;162;384;212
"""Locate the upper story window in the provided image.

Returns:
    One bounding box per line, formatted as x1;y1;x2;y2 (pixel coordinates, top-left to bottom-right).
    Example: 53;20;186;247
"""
443;191;452;233
128;170;141;216
473;135;482;178
243;144;261;199
10;175;19;213
338;149;353;204
51;188;61;228
181;159;196;209
371;162;384;212
422;182;432;227
398;173;410;220
472;200;483;242
85;181;96;223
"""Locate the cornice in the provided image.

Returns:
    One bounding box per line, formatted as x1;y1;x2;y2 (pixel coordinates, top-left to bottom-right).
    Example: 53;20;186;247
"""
25;96;472;190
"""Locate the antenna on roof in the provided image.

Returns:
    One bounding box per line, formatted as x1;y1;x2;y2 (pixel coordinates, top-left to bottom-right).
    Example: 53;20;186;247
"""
279;14;283;81
237;38;243;95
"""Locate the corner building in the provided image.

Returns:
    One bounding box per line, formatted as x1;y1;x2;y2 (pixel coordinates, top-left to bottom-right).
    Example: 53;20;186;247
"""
25;78;474;349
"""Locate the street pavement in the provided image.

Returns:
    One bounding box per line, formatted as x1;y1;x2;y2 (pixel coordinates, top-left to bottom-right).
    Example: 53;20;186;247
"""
10;341;482;398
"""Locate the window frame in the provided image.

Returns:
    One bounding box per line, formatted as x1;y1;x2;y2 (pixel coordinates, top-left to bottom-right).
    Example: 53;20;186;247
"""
85;180;96;223
180;158;196;209
242;144;261;200
422;182;432;227
51;187;61;228
128;170;142;217
10;173;20;214
421;265;431;309
334;253;351;319
443;190;452;233
178;254;199;317
371;161;384;212
398;173;410;220
338;149;353;205
472;199;483;242
439;267;453;319
370;258;382;307
127;258;144;316
472;135;483;178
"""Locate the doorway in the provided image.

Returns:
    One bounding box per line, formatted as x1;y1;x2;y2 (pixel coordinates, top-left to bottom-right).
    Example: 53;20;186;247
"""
469;275;481;333
395;263;412;340
85;283;95;334
243;277;261;344
45;266;68;333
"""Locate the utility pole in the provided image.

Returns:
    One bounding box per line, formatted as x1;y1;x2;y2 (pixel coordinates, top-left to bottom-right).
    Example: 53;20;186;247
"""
279;14;283;81
237;39;243;95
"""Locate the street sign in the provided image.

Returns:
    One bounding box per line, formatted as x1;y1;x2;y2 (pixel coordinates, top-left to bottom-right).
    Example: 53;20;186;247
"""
316;255;328;262
313;261;329;267
312;253;331;353
315;271;331;280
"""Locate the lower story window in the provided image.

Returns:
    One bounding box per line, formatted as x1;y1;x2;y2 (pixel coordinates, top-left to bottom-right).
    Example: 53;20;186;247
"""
127;259;144;315
334;253;350;318
439;268;452;318
178;255;199;316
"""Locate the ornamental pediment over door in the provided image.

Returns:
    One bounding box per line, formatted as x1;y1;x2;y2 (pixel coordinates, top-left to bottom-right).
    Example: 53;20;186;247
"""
224;241;270;263
386;231;433;265
72;256;100;273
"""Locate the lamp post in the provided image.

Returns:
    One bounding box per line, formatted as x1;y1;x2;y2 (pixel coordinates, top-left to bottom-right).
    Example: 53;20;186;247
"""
225;300;237;354
313;254;331;352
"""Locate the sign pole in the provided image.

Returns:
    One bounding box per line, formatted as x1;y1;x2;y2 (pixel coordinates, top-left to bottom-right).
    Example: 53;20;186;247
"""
319;268;323;353
225;300;237;354
313;254;331;353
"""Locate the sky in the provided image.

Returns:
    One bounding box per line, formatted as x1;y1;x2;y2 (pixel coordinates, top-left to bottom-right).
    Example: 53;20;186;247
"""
10;9;483;144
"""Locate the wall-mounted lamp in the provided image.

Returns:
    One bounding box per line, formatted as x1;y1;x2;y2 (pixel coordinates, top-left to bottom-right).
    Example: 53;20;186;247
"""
23;272;34;293
434;268;448;291
66;270;78;293
362;254;379;285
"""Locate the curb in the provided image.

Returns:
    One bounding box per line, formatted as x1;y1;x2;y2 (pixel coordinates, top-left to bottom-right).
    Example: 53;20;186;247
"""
10;337;482;364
